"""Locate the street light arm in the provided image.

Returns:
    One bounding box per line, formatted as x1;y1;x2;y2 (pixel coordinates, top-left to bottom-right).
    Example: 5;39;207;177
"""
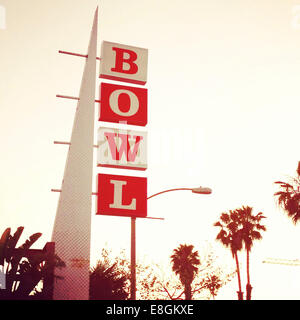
147;188;193;200
147;187;212;200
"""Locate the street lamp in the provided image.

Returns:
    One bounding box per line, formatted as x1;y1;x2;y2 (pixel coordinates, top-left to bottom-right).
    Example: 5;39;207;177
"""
130;185;212;300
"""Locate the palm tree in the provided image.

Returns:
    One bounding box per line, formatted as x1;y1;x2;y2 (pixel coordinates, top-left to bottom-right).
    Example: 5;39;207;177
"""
170;244;200;300
274;161;300;224
236;206;266;300
214;210;244;300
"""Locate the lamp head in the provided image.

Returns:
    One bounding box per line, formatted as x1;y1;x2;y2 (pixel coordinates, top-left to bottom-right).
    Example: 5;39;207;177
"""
192;187;212;194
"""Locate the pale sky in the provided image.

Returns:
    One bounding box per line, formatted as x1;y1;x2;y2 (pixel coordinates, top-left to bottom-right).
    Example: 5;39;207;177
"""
1;0;300;299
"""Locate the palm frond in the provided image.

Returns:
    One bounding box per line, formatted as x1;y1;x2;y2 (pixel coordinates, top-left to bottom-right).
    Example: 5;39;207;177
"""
20;233;42;250
0;228;11;266
274;162;300;224
213;222;222;228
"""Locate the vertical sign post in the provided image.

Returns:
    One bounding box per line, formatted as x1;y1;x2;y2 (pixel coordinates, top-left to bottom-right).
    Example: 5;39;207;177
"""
131;217;136;300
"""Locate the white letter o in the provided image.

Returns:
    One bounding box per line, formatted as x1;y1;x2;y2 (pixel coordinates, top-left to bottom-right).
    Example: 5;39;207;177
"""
109;89;139;117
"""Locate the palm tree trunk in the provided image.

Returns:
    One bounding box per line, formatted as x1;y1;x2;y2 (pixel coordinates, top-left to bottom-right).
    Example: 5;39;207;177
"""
184;283;192;300
246;249;252;300
234;252;243;300
246;249;250;284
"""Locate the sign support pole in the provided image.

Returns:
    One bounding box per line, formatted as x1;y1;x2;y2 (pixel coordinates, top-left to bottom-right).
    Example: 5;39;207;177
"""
130;217;136;300
51;8;98;300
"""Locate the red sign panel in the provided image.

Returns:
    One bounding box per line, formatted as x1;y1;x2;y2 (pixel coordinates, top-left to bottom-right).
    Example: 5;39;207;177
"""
97;173;147;218
99;82;147;126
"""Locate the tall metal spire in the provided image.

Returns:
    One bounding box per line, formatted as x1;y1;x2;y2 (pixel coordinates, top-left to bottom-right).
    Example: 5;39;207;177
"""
51;8;98;300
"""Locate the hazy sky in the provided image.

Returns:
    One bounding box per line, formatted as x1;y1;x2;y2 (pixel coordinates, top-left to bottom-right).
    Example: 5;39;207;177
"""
1;0;300;299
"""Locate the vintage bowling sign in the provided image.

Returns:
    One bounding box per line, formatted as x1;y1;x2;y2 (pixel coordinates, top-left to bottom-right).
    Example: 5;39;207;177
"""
99;82;147;126
98;41;148;218
98;127;147;170
100;41;148;85
97;173;147;218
